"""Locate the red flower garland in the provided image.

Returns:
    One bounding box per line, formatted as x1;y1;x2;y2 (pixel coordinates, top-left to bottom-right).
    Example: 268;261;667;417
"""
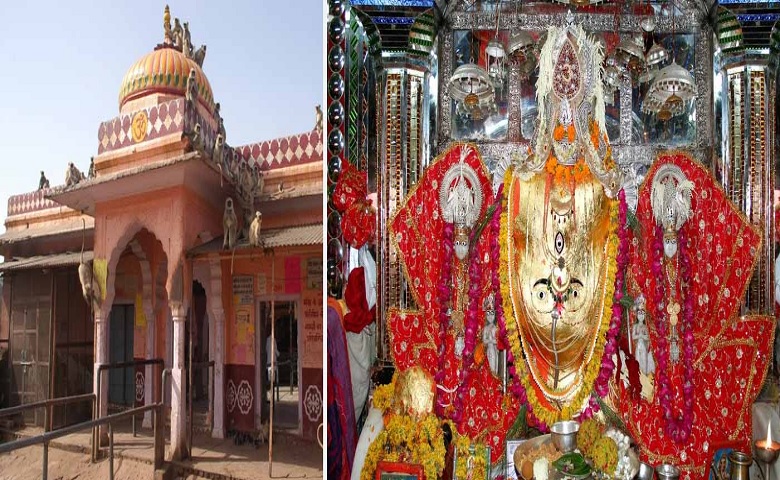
451;241;482;425
434;223;455;417
583;189;631;419
490;185;547;432
650;224;695;443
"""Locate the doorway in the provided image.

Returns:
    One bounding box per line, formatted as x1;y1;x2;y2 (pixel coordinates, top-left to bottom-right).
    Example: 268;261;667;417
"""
108;305;134;406
258;300;299;430
188;281;209;414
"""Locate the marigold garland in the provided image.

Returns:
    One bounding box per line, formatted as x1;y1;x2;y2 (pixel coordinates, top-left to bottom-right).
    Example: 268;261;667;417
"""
499;165;619;427
372;377;396;412
362;382;447;480
452;431;489;480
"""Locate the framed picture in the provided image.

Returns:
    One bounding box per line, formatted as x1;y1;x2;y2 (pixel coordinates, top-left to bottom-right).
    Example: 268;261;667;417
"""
505;439;528;480
375;461;425;480
705;441;747;480
453;444;492;480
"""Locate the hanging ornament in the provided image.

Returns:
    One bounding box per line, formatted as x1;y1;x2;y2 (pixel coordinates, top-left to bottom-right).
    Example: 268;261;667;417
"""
486;39;507;88
509;31;536;78
617;35;646;78
645;42;669;68
485;3;506;89
641;16;656;33
449;63;496;121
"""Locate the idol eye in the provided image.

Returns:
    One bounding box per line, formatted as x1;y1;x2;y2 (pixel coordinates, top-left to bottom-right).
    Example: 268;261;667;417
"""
531;279;554;313
555;232;565;254
564;279;585;312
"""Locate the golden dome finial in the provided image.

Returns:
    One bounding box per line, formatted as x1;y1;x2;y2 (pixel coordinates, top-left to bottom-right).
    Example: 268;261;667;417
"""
163;5;172;44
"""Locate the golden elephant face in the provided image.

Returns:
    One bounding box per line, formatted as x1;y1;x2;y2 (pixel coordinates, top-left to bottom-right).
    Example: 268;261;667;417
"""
506;171;612;405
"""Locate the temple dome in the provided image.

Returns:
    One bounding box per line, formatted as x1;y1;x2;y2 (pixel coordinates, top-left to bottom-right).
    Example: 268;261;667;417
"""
118;46;215;113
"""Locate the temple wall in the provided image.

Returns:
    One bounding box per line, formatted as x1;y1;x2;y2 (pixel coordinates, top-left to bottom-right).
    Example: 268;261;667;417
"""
219;243;322;440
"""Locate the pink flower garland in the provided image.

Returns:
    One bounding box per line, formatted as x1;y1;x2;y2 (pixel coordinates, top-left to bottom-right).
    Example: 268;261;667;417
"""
490;186;548;432
434;223;455;417
651;224;695;443
582;190;631;419
451;241;482;425
432;219;484;426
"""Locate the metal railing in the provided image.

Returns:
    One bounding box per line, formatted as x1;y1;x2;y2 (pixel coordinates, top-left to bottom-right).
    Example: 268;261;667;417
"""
93;359;164;460
0;393;96;435
0;401;165;480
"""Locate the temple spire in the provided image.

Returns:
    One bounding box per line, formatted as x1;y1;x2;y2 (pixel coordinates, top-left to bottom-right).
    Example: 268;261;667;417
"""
163;5;172;45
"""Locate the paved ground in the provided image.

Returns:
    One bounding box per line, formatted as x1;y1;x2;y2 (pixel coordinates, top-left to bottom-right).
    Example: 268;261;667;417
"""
0;418;322;480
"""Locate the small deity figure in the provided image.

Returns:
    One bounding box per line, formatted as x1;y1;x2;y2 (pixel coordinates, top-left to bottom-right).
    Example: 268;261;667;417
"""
650;164;694;363
439;146;484;358
38;171;49;190
632;295;655;375
774;252;780;307
651;165;694;259
466;445;476;480
88;157;95;179
482;293;499;376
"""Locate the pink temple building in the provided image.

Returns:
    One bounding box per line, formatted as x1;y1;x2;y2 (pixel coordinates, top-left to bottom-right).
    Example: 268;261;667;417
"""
0;8;323;459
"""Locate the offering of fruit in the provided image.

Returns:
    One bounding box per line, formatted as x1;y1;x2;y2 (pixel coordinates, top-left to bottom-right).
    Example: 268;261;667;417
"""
577;418;602;456
591;436;619;475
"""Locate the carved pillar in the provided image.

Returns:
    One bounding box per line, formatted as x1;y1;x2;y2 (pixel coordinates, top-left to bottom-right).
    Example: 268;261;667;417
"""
208;259;226;438
93;308;109;441
170;300;188;460
718;56;775;314
141;270;155;428
376;57;432;360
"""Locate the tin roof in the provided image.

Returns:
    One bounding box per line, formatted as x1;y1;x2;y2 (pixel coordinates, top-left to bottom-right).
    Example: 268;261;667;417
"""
0;218;94;245
188;224;322;256
0;251;93;272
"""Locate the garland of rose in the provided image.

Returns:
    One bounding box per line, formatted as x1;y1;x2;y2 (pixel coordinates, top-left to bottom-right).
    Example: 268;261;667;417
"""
434;223;455;417
432;209;485;427
582;188;631;419
490;185;546;431
497;165;623;427
650;224;694;443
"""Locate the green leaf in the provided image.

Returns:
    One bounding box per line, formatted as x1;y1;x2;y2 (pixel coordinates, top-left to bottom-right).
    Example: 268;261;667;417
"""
596;395;630;437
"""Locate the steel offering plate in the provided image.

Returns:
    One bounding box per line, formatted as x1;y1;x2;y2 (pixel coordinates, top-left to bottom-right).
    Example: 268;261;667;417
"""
512;434;639;480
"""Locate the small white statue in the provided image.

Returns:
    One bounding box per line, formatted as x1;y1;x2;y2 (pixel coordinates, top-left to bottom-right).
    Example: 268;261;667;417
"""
774;253;780;306
482;294;498;376
632;295;655;375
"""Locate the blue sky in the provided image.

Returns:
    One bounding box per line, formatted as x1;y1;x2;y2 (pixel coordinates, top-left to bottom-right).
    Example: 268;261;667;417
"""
0;1;324;217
